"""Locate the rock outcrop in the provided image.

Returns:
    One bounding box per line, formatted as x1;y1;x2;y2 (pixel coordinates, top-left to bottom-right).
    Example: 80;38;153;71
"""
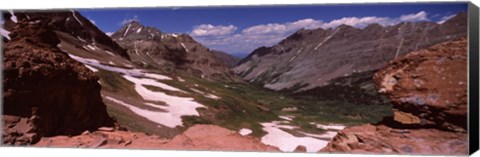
234;12;467;92
34;125;279;151
321;124;467;154
111;21;234;80
373;39;467;132
2;11;130;59
321;39;468;155
2;12;114;145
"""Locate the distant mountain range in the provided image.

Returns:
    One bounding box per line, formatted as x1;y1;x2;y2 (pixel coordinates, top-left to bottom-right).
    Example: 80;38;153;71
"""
211;50;241;68
233;12;467;92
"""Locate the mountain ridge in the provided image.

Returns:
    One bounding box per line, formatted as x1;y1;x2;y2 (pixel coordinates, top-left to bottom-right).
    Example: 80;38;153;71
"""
111;21;235;81
234;12;467;92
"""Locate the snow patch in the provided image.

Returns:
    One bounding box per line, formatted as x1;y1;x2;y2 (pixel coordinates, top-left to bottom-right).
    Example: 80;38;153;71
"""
124;24;131;37
77;36;87;42
279;115;294;121
314;28;339;50
121;75;205;128
206;94;220;100
9;10;18;23
66;54;172;80
136;27;142;33
143;73;172;80
309;122;345;131
0;27;11;40
84;65;98;72
191;88;220;100
71;10;83;26
260;121;330;152
104;50;115;56
124;75;183;92
177;77;186;82
239;128;253;136
105;96;176;127
86;45;96;51
288;56;297;63
181;42;188;53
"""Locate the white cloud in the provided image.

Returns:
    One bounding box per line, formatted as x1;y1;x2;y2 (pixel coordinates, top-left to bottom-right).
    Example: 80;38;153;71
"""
190;24;237;36
320;16;394;29
121;15;140;25
399;11;429;22
191;11;432;55
242;18;323;35
437;14;456;24
321;11;429;29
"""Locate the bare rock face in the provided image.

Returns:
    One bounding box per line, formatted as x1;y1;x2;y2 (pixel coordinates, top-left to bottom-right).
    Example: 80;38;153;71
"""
321;124;467;155
2;14;114;145
234;13;467;92
160;125;278;151
34;125;279;151
321;39;468;155
3;11;130;60
111;21;234;81
373;39;467;132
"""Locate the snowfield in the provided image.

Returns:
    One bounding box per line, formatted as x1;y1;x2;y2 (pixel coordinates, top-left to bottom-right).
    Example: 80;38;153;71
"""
122;74;205;128
259;119;344;152
123;75;183;92
65;54;204;128
67;54;172;80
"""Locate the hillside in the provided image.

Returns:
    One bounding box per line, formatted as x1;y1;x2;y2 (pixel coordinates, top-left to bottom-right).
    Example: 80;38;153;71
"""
234;13;467;92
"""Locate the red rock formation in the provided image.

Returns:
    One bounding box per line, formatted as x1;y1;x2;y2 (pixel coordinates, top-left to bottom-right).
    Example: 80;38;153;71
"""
2;13;113;145
321;39;468;155
373;39;467;132
34;125;279;151
321;124;467;155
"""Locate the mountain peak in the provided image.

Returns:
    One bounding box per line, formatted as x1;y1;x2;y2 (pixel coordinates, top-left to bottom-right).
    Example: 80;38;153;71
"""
111;21;163;41
125;20;142;26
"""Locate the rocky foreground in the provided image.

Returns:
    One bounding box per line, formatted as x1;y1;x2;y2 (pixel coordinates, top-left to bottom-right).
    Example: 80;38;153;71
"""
2;14;114;145
321;39;468;155
34;125;278;151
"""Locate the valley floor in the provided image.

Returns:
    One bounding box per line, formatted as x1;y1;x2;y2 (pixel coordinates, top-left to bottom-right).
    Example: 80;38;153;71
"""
61;47;373;152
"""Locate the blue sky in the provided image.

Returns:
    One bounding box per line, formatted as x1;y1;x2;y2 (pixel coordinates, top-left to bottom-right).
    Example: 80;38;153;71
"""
80;2;467;57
